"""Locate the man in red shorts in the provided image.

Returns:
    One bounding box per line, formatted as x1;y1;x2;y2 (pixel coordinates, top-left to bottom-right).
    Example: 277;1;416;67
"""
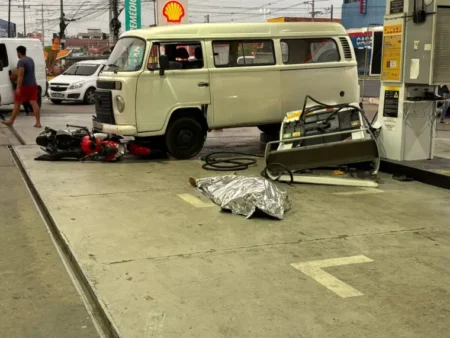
2;45;41;128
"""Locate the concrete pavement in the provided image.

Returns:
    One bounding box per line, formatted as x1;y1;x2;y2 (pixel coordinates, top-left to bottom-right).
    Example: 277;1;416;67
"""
4;100;450;337
5;101;450;337
0;125;100;338
14;143;450;338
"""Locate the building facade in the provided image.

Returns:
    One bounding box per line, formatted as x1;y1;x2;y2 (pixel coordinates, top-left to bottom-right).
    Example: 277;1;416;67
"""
341;0;386;29
268;17;341;23
0;19;16;37
77;28;107;40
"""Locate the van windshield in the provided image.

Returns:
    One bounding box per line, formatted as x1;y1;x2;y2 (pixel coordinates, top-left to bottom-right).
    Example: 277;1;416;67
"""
64;64;100;76
106;38;146;72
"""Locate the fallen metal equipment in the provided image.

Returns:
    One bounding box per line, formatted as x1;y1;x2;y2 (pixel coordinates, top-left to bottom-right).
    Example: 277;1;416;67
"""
264;96;380;187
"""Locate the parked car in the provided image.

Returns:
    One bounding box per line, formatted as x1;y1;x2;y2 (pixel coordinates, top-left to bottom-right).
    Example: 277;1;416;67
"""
0;38;47;108
48;59;106;104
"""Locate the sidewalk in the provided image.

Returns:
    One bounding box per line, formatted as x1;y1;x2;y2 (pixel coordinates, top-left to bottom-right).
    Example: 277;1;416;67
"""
0;125;99;338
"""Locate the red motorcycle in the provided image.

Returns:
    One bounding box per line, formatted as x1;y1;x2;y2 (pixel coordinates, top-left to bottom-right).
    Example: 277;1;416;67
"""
36;125;151;162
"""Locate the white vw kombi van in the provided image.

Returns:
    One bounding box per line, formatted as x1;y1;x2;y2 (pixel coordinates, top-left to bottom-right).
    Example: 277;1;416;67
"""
94;22;359;159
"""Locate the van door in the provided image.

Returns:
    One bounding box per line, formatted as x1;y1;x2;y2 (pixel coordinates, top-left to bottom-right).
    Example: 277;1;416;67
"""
210;39;281;128
135;41;211;133
0;43;13;105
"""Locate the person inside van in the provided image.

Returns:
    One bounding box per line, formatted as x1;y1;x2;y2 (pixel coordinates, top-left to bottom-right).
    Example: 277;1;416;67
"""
189;47;204;68
165;45;182;70
2;46;41;128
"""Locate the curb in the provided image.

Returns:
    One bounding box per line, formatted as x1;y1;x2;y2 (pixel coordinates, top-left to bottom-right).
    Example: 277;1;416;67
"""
380;159;450;190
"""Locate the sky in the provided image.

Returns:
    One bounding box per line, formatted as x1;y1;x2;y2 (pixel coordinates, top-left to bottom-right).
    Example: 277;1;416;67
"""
1;0;345;45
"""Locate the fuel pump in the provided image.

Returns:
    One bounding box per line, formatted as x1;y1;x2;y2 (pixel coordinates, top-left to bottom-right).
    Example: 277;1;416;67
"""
377;0;450;161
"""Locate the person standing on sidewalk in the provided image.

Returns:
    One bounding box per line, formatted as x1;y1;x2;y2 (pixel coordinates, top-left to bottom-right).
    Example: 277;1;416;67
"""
439;84;449;124
1;46;41;128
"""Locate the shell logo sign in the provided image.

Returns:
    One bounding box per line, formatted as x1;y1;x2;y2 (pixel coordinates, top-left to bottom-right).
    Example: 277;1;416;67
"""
163;1;185;23
157;0;188;25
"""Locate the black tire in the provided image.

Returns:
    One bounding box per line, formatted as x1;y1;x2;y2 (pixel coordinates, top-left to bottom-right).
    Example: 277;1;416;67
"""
84;87;96;105
51;99;63;104
258;123;281;135
165;117;206;160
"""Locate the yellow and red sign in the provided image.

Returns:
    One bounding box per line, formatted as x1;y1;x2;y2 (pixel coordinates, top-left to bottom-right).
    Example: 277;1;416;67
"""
157;0;188;25
163;1;185;23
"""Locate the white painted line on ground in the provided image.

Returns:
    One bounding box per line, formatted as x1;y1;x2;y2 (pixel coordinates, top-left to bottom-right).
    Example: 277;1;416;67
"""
145;312;166;338
334;188;384;196
291;255;373;298
178;193;215;208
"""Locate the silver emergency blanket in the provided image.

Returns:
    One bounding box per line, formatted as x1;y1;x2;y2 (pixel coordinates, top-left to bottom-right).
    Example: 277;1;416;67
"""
192;175;291;219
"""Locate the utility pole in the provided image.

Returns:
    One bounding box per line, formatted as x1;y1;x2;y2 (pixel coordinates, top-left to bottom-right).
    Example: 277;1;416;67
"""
260;7;271;21
8;0;11;37
204;14;210;23
59;0;65;49
302;0;327;22
58;0;76;49
330;4;333;22
17;0;30;36
111;0;121;45
153;0;157;26
23;0;27;35
109;0;113;45
41;4;44;45
36;5;45;46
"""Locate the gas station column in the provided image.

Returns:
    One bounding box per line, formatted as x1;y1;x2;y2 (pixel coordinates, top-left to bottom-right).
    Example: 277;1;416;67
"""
377;0;450;161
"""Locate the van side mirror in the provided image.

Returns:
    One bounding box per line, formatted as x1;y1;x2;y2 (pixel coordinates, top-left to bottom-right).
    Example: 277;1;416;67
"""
159;55;170;76
0;61;3;72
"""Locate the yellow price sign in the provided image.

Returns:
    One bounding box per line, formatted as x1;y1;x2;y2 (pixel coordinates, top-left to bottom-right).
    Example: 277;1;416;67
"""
381;24;403;82
384;24;402;35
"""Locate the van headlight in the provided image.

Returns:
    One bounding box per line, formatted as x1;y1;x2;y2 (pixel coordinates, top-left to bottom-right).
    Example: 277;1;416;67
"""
115;95;125;113
68;81;84;90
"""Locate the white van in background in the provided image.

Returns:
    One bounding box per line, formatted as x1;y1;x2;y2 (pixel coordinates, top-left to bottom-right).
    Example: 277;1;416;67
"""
0;38;47;107
48;60;107;105
95;22;359;159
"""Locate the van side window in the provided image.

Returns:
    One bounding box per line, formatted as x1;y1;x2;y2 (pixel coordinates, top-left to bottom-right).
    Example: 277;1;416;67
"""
281;38;340;64
212;40;275;68
148;42;203;70
0;44;9;68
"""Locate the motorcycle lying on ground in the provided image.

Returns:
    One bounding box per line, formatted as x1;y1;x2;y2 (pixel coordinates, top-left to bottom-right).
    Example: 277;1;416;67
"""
35;125;151;162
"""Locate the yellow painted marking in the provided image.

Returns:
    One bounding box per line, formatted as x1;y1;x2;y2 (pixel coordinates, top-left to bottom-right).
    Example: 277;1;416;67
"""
178;194;215;208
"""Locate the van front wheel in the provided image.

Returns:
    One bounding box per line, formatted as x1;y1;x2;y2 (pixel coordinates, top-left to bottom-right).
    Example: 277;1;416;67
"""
165;117;206;160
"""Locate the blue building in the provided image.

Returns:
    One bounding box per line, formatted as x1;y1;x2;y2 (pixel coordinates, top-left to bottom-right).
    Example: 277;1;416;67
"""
0;19;16;38
341;0;386;29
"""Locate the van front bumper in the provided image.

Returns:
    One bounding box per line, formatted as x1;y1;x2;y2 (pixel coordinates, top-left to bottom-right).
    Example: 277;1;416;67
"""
93;120;137;136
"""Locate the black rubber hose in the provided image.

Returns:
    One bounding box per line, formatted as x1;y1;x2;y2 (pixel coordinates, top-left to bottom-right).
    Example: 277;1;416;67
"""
371;110;378;125
201;151;263;171
261;162;294;185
